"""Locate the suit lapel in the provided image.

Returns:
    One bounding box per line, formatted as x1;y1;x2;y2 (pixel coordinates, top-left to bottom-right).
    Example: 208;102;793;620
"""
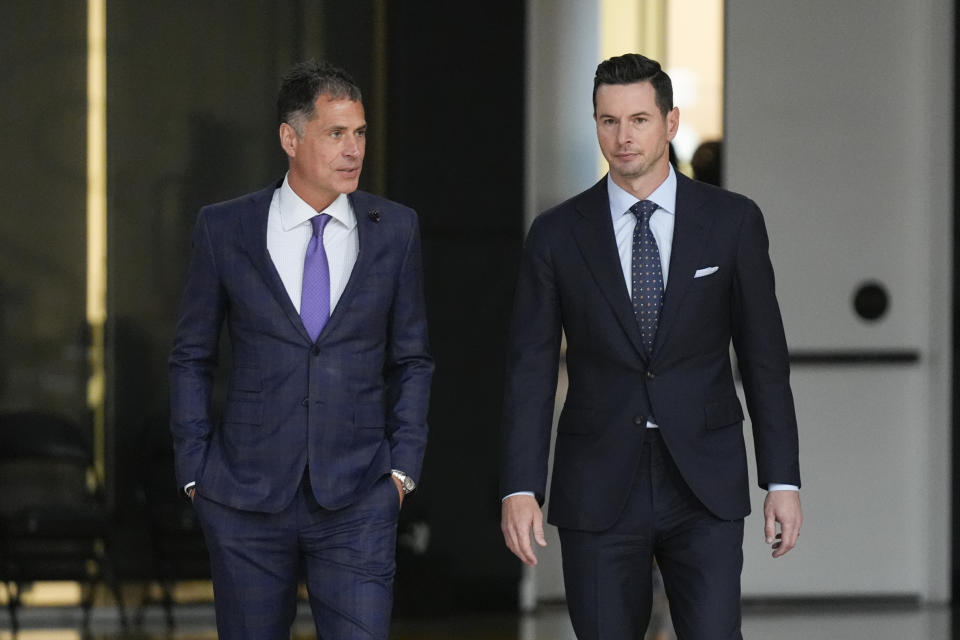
572;179;647;360
319;190;379;338
237;182;313;343
651;174;712;356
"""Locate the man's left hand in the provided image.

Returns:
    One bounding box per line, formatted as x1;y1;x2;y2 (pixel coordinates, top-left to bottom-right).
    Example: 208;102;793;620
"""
763;490;802;558
392;475;405;507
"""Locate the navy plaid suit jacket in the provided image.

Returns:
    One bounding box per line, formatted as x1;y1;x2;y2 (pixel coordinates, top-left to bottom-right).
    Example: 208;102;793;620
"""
170;182;433;513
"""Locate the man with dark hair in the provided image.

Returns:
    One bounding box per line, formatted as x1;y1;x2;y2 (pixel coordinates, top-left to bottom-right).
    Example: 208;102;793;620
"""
170;59;433;639
501;53;802;639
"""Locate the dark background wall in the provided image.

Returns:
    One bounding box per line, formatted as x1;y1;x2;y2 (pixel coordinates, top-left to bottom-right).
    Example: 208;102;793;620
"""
0;3;88;426
0;1;525;615
106;0;307;580
386;3;525;614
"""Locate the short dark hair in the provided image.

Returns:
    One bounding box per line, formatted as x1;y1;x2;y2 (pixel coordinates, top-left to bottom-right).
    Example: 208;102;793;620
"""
277;60;362;136
593;53;673;116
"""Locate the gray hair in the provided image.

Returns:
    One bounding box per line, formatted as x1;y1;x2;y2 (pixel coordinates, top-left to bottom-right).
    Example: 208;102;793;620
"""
278;59;362;137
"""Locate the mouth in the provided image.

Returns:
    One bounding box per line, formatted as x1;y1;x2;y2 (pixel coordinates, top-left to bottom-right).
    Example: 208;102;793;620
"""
338;167;361;176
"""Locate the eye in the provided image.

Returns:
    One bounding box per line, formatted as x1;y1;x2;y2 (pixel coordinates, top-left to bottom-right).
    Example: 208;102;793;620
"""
356;128;367;138
330;130;342;139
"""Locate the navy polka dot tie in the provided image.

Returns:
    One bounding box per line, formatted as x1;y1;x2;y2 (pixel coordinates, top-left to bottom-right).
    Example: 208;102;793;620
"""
630;200;663;354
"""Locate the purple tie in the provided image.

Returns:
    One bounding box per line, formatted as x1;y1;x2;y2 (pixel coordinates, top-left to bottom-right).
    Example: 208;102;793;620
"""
301;213;332;341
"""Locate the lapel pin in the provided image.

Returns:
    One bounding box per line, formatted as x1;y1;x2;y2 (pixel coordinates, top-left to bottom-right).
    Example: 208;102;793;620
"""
368;209;381;223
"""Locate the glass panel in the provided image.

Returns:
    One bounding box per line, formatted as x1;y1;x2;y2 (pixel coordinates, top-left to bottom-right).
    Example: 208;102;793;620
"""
104;1;383;593
0;3;89;423
666;0;725;181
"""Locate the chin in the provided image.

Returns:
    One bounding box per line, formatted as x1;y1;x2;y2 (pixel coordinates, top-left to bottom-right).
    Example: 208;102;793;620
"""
620;162;650;178
337;179;360;193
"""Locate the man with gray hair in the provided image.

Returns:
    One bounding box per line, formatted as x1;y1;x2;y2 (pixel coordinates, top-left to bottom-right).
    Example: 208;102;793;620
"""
170;59;433;639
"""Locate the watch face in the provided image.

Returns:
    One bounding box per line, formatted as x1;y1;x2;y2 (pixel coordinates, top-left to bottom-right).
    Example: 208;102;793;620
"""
393;471;414;493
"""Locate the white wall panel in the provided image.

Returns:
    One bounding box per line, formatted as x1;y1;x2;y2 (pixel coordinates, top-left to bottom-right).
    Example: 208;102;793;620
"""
726;0;952;600
741;368;925;594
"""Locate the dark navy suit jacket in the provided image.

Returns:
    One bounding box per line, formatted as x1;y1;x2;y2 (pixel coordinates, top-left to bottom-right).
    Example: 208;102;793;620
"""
170;182;433;514
501;173;799;531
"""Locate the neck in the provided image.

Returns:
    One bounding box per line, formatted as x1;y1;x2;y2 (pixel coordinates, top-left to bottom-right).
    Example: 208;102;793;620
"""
610;161;670;201
287;172;338;212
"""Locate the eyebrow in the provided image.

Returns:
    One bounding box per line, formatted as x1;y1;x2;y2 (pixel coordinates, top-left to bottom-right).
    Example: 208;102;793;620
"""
326;124;368;132
597;111;654;120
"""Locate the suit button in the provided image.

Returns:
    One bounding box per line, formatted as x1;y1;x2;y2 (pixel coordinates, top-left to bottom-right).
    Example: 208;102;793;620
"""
301;397;309;407
312;345;321;356
646;371;656;379
633;416;645;425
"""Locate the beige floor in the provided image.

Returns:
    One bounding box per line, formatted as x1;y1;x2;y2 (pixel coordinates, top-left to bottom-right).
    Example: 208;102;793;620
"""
0;601;952;639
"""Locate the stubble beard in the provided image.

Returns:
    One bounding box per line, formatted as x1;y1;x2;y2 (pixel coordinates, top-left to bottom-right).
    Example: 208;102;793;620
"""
613;143;671;183
612;154;650;182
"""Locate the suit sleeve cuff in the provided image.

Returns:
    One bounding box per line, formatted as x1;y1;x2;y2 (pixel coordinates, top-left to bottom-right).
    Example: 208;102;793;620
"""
502;491;536;502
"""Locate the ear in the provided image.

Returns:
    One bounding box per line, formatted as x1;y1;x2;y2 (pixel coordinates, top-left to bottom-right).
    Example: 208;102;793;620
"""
279;123;299;158
666;107;680;141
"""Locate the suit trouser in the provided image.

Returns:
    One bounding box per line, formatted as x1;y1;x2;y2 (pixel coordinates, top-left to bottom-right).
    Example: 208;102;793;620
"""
194;472;399;640
559;429;744;640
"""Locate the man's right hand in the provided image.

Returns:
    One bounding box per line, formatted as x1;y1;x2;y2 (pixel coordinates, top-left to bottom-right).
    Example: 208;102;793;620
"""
501;494;547;566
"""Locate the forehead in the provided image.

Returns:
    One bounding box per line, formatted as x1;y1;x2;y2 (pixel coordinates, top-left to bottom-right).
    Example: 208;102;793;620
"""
308;96;366;126
595;81;658;114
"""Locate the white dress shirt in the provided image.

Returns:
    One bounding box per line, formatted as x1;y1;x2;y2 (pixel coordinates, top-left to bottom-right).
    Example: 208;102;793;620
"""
608;165;677;293
268;175;359;313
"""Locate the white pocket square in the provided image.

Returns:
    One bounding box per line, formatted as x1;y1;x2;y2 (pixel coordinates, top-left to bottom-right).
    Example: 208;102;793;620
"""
694;266;719;278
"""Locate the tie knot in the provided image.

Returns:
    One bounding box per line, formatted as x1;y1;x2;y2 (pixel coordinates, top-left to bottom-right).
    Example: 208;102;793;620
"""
630;200;658;221
310;213;332;237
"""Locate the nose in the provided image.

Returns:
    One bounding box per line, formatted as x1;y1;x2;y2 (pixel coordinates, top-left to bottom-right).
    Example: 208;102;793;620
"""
343;134;361;159
616;123;631;146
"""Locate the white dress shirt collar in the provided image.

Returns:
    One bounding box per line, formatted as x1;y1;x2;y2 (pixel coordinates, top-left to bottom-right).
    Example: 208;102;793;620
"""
278;174;357;232
607;164;678;220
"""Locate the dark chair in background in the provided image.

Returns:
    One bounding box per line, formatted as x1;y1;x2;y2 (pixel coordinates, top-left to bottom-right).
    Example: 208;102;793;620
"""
0;411;126;633
134;412;209;630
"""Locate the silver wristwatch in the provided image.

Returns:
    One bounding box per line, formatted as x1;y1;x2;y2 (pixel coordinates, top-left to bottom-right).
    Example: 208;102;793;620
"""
391;470;416;495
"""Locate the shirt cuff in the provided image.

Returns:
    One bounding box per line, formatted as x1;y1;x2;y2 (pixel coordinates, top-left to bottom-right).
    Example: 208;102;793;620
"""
502;491;535;502
767;483;799;492
183;481;196;496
